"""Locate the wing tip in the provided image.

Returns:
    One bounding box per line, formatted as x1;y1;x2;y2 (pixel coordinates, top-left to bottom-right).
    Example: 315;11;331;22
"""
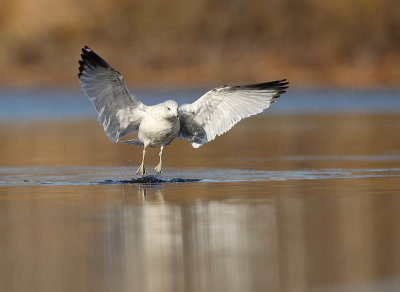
83;45;91;53
78;45;110;79
228;79;289;99
241;79;289;90
229;79;288;90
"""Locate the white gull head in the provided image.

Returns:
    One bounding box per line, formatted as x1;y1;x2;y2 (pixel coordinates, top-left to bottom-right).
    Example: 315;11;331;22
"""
151;100;178;121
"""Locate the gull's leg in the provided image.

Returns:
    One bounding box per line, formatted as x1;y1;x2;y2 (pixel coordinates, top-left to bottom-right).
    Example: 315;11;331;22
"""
136;146;146;176
154;146;164;174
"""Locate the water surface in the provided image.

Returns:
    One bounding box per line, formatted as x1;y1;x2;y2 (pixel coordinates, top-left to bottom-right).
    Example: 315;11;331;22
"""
1;90;400;292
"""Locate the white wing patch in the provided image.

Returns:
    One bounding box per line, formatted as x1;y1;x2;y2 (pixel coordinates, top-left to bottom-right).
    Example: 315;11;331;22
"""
116;108;133;129
116;107;144;130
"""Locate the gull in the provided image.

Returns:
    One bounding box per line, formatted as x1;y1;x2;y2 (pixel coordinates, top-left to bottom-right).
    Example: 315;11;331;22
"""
78;46;289;175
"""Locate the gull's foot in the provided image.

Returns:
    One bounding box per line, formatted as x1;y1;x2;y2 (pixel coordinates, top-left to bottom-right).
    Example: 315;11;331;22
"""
136;164;146;176
154;163;163;174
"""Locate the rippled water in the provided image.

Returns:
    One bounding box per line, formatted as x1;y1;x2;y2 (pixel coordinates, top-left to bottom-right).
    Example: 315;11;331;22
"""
1;165;400;186
1;90;400;292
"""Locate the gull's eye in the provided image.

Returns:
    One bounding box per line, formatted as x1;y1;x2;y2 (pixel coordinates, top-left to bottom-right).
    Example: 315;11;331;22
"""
167;107;171;111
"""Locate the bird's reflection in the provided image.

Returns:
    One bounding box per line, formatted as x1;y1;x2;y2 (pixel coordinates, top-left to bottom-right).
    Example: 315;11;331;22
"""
122;182;165;202
137;184;165;201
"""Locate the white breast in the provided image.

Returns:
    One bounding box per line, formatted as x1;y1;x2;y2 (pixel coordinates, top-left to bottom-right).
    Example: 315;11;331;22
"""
138;115;180;147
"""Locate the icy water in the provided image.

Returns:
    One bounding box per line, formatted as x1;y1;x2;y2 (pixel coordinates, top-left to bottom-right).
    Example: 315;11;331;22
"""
1;89;400;292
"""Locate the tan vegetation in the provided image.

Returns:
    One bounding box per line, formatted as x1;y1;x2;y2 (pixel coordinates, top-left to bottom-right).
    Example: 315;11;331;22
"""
1;0;400;87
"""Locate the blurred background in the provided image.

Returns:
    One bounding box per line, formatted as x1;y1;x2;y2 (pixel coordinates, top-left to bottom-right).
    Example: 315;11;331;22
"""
1;2;400;292
1;0;400;88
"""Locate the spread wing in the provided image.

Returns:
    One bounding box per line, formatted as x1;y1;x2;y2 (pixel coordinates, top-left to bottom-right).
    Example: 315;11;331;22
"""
178;80;289;148
78;46;147;142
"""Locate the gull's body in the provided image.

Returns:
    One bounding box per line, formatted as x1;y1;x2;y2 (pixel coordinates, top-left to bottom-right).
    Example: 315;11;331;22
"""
135;101;180;174
138;101;180;148
78;46;289;175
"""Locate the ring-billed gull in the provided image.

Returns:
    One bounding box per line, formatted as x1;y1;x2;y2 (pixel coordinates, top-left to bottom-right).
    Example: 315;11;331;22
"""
78;46;289;175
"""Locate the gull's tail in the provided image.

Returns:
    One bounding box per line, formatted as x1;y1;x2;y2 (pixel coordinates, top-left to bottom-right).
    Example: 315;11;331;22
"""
121;138;144;146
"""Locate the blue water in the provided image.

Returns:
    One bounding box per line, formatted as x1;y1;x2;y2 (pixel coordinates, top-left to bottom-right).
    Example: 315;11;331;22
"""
0;88;399;120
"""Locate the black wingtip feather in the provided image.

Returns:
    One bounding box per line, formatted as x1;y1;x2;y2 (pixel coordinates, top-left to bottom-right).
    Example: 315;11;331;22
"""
78;46;110;79
230;79;289;99
240;79;289;90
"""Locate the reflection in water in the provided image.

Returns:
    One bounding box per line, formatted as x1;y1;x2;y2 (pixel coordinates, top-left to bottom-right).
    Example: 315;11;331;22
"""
135;184;165;201
1;114;400;292
1;180;400;292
